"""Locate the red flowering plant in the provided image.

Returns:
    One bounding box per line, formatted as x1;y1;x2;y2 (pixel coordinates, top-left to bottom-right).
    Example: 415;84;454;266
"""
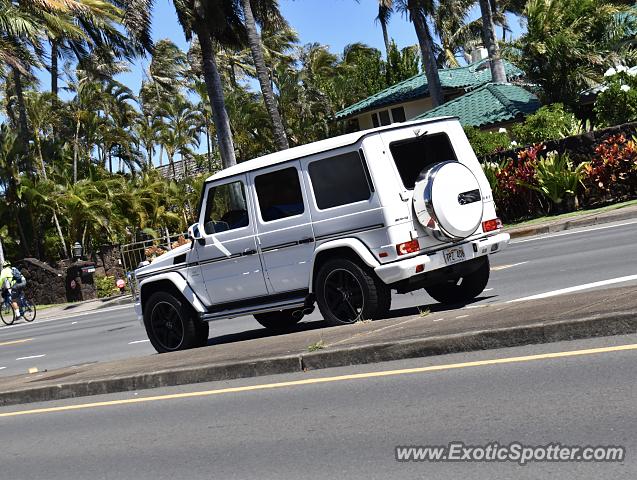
492;144;547;222
583;134;637;204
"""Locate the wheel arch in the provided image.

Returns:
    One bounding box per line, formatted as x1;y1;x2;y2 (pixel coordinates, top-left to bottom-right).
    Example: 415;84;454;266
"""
139;272;206;315
309;238;380;293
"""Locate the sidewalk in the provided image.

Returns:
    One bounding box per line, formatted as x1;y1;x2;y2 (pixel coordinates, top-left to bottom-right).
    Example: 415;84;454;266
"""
1;284;636;407
505;203;637;238
35;295;133;321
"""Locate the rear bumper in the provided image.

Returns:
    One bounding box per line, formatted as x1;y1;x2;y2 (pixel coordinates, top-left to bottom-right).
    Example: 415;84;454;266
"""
374;232;510;285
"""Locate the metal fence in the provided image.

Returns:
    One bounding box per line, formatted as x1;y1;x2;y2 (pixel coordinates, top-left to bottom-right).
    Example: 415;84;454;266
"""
121;231;188;273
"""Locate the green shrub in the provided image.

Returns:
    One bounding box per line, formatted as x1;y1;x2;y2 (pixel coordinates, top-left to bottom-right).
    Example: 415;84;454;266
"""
512;104;578;145
464;126;511;157
94;275;118;298
522;152;587;212
594;66;637;127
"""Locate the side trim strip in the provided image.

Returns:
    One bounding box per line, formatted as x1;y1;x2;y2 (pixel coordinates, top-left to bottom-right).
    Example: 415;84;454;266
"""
315;223;384;242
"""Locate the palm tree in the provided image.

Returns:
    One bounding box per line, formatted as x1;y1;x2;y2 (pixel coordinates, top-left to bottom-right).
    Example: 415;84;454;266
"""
433;0;481;68
376;0;394;60
393;0;444;107
479;0;507;83
159;97;203;177
238;0;289;150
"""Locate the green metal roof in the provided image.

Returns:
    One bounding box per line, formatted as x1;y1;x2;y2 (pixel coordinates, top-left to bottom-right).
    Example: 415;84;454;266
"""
335;59;525;120
414;83;541;128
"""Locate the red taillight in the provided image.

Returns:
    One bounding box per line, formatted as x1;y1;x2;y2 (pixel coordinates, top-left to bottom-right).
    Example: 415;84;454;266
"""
415;264;424;273
482;218;503;232
396;239;420;256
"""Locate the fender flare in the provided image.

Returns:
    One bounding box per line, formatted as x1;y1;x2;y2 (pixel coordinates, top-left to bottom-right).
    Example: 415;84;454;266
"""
309;238;380;293
139;272;207;314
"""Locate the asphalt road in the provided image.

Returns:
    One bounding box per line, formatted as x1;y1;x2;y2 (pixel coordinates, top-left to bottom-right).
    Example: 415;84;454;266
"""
0;219;636;377
1;334;635;480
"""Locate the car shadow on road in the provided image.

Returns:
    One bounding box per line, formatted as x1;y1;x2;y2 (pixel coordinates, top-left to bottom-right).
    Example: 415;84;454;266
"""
207;320;327;347
205;295;497;347
383;295;497;320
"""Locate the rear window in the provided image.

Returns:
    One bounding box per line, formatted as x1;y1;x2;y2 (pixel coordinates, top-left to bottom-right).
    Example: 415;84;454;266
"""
389;133;457;189
308;151;372;209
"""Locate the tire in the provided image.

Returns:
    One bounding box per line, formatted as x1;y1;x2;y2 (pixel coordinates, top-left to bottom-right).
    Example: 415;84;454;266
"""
143;291;199;353
193;320;210;348
22;300;36;322
1;302;15;326
315;258;391;326
254;309;303;331
425;257;490;305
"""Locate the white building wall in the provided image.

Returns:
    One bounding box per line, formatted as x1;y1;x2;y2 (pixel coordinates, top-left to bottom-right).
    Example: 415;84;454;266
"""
353;97;436;131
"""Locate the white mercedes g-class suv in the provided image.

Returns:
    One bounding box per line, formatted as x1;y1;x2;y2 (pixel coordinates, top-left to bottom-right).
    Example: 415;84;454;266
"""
134;117;509;353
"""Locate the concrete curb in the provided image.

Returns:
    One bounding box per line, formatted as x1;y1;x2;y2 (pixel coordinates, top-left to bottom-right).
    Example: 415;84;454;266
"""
506;207;637;239
2;311;636;408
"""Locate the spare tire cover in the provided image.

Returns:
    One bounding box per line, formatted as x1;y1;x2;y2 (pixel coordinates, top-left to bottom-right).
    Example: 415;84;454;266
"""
413;161;483;241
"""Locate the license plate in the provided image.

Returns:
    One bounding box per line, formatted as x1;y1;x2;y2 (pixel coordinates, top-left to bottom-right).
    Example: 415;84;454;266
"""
443;246;466;265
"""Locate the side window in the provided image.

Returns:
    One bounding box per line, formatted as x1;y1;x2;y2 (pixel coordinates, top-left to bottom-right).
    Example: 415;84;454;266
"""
389;133;458;189
308;151;372;210
391;107;406;123
379;110;391;126
203;181;249;234
255;167;305;222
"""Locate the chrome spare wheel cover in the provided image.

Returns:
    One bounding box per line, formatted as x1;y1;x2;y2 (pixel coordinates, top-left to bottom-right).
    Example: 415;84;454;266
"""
413;161;483;241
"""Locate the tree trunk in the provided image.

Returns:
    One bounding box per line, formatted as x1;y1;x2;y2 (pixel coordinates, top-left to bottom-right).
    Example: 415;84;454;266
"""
73;119;81;184
12;67;31;155
240;0;289;151
52;207;69;259
409;6;443;107
0;236;4;265
194;22;237;169
479;0;507;83
51;38;59;97
381;19;391;61
205;116;213;171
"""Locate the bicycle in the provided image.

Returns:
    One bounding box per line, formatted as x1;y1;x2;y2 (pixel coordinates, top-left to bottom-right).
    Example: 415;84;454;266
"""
0;288;36;326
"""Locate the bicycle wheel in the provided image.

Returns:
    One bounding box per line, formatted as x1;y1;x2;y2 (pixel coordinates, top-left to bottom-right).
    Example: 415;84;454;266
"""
1;302;15;326
22;299;36;322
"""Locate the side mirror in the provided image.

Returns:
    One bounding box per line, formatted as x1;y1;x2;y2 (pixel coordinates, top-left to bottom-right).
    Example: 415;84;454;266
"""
187;223;203;241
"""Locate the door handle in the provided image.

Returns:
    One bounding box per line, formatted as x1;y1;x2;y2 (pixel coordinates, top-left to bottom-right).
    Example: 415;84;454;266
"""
243;248;257;256
298;237;314;244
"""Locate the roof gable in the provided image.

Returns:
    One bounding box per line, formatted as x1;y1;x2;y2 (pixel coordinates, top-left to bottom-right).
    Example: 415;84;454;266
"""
414;83;541;128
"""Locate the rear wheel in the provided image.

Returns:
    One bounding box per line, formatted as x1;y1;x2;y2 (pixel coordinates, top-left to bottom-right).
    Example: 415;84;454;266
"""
0;302;15;326
425;257;490;305
315;259;391;326
144;292;199;353
254;309;302;331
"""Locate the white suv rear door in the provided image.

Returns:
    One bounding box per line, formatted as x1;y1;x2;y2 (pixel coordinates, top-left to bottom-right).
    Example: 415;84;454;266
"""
249;162;315;294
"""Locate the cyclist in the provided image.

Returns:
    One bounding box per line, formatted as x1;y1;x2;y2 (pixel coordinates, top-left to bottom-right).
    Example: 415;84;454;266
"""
0;260;26;322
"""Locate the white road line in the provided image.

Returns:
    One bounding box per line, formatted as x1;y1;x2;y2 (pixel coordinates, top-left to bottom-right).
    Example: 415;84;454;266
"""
128;339;150;345
433;318;446;322
71;321;78;325
484;288;494;292
512;220;637;244
15;354;46;361
0;366;5;370
508;274;637;303
455;315;469;319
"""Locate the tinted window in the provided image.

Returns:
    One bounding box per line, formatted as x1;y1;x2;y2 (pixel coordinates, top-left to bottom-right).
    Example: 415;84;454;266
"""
391;107;406;123
389;133;457;189
255;167;304;222
379;110;391;126
371;113;379;128
203;181;249;234
309;152;372;209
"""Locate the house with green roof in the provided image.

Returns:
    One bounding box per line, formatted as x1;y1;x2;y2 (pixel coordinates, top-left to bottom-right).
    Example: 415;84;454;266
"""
335;58;540;131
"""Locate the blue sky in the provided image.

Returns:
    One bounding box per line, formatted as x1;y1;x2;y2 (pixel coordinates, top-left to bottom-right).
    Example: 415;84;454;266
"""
112;0;526;95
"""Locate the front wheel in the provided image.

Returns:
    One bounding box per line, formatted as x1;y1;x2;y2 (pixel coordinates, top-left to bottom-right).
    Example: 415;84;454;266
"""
315;258;391;326
144;292;200;353
1;302;15;326
22;300;36;322
425;257;490;305
254;309;303;331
